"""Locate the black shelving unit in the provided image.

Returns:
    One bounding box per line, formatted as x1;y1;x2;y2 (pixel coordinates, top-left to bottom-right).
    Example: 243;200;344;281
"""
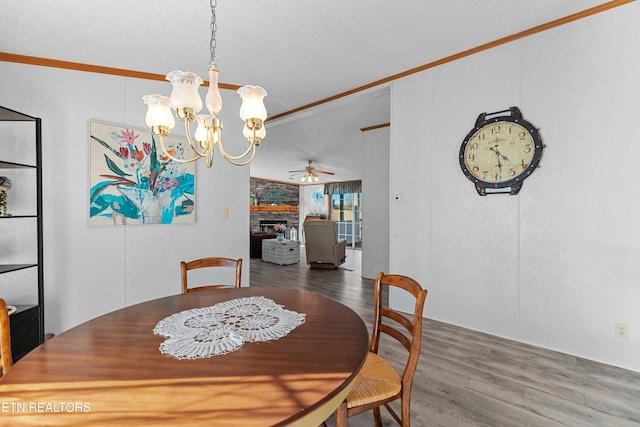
0;105;44;362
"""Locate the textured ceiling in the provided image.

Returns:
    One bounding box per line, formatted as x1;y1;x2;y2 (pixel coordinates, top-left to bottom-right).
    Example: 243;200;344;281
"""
1;0;608;182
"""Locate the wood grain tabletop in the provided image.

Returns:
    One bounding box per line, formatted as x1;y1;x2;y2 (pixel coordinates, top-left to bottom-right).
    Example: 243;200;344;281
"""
0;287;369;426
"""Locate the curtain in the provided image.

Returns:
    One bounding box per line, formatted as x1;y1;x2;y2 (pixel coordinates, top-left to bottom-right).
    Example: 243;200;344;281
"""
323;180;362;195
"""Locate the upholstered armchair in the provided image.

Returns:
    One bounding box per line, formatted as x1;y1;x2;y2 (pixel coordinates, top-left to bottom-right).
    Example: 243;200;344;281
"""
303;220;346;268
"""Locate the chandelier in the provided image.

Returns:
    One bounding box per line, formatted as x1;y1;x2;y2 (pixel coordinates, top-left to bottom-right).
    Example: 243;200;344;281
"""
142;0;267;168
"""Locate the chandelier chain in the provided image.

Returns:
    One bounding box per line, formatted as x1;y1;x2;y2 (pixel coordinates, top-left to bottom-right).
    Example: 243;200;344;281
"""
209;0;218;66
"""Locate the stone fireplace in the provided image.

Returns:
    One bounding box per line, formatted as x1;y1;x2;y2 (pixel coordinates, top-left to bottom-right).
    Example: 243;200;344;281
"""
250;178;300;233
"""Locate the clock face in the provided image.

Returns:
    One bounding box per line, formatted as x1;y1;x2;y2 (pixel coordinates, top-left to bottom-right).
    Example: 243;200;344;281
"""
460;116;542;190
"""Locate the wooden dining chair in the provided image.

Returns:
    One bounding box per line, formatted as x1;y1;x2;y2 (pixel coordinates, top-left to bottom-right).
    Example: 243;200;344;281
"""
0;298;13;378
181;257;242;293
334;272;428;427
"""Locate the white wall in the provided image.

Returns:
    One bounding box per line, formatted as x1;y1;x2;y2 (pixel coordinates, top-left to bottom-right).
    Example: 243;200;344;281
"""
390;3;640;371
0;62;250;334
299;184;325;219
362;127;390;279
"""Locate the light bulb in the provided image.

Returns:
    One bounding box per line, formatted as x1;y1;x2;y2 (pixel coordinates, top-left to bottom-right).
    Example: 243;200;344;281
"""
195;115;210;143
243;123;266;141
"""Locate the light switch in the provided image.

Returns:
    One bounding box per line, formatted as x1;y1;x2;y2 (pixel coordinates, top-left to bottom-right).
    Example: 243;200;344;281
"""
222;207;229;219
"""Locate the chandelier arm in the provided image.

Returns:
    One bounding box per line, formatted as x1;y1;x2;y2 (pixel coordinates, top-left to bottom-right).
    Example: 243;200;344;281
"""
205;146;215;168
157;134;204;164
222;144;257;166
217;138;256;161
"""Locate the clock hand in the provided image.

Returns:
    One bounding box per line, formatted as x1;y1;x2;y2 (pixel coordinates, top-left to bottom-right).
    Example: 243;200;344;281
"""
490;146;510;162
490;146;503;171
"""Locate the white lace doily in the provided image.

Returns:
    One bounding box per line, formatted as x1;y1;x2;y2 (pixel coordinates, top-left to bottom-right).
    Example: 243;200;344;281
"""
153;296;306;359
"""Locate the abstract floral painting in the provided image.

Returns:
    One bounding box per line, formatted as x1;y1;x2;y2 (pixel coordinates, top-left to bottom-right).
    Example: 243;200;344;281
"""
89;121;195;225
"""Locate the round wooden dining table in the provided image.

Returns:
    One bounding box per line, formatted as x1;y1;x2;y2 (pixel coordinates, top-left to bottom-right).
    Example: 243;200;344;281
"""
0;287;369;426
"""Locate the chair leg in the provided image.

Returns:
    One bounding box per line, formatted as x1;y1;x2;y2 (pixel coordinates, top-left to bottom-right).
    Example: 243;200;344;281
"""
401;397;410;427
335;401;348;427
373;407;383;427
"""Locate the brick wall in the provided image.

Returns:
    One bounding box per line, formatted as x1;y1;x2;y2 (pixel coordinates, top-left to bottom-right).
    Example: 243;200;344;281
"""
250;178;299;233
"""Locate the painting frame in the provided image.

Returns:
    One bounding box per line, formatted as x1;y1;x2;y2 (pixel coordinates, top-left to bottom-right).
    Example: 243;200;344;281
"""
89;121;196;226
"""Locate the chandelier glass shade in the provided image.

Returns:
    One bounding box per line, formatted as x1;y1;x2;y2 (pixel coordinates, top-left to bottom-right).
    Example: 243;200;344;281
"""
301;173;320;183
142;0;267;168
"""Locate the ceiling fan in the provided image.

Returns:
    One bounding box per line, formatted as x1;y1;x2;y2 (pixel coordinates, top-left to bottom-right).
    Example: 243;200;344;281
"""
288;160;335;183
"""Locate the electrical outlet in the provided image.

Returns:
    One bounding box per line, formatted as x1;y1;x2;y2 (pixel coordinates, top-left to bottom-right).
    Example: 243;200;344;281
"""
615;322;629;339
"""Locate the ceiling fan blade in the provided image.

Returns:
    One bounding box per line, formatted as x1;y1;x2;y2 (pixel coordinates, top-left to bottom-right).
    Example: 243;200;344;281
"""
288;161;334;178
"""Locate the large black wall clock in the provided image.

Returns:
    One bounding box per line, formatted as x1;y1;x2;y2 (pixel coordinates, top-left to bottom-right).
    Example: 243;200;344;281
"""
459;107;544;196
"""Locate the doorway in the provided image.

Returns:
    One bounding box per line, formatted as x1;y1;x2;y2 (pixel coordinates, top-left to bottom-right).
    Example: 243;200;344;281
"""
330;192;362;249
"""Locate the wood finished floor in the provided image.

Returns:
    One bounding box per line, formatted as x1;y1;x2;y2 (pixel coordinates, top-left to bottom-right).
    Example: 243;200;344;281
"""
250;249;640;427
